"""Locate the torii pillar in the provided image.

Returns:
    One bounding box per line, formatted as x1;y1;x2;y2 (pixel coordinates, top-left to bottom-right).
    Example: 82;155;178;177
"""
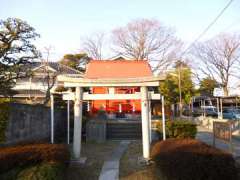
73;86;83;159
141;86;150;159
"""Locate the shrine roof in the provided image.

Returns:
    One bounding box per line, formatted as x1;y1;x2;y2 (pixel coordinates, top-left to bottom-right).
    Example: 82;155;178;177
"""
85;60;152;79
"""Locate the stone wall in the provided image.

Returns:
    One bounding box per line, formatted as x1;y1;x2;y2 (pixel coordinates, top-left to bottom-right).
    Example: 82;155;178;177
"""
194;116;240;135
4;103;66;145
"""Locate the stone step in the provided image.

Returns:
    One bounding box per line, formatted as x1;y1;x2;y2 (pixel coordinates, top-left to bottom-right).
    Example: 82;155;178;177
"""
106;122;142;140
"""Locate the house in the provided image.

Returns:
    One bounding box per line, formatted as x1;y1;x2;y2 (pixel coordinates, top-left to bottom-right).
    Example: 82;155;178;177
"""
12;61;82;103
85;60;154;119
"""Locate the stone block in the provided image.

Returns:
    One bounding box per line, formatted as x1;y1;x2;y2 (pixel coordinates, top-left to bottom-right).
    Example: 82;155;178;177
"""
86;119;106;142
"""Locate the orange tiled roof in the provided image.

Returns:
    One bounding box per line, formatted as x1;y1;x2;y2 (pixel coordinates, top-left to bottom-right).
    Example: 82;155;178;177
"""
85;60;152;79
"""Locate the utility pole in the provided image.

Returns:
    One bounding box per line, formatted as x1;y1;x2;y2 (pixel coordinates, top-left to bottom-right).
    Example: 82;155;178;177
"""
178;62;182;117
170;61;184;117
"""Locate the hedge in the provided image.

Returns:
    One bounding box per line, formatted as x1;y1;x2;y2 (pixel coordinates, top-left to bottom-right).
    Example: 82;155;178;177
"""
151;139;238;180
156;120;197;139
0;143;70;174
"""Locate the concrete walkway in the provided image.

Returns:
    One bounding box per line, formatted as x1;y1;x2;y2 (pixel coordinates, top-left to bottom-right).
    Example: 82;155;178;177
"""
197;126;240;158
99;140;130;180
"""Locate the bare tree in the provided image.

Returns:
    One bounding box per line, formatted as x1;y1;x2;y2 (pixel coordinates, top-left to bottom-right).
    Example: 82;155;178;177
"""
81;32;104;60
192;33;240;96
41;46;58;104
112;19;182;72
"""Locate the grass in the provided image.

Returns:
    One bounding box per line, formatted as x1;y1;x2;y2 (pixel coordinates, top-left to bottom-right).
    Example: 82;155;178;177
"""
120;141;160;180
65;141;118;180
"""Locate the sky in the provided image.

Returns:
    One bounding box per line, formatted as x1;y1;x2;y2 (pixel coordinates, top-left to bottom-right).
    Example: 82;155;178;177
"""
1;0;240;61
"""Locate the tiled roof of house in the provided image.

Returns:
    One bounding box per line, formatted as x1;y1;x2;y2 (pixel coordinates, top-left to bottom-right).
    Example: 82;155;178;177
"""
14;90;45;96
85;60;152;79
21;62;82;75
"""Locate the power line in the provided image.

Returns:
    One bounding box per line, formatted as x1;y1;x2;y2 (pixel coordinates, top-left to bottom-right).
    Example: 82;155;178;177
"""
181;0;234;56
143;0;235;63
150;0;234;63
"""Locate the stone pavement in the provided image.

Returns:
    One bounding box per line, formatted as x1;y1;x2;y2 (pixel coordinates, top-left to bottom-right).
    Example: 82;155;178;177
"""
197;126;240;158
99;140;130;180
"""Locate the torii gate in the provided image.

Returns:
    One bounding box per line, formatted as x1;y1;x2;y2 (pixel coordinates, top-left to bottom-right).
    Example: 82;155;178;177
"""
55;75;164;160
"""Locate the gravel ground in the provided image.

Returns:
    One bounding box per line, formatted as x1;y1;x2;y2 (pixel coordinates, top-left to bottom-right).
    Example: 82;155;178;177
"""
119;140;160;180
65;141;119;180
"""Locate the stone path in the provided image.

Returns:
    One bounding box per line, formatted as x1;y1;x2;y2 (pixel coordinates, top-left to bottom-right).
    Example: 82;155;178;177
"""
197;126;240;158
99;140;130;180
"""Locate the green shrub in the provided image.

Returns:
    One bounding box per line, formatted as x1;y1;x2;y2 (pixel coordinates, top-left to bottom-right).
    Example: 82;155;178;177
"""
17;162;65;180
0;143;69;174
0;162;65;180
151;138;238;180
0;102;10;143
156;120;197;138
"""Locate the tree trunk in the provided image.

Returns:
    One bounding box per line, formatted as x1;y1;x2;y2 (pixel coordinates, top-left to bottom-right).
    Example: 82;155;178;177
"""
223;86;228;96
44;89;51;105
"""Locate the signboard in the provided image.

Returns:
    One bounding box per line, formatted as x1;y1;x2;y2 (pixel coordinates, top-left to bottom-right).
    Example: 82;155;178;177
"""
213;121;233;152
213;121;232;142
63;93;75;100
213;88;224;97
